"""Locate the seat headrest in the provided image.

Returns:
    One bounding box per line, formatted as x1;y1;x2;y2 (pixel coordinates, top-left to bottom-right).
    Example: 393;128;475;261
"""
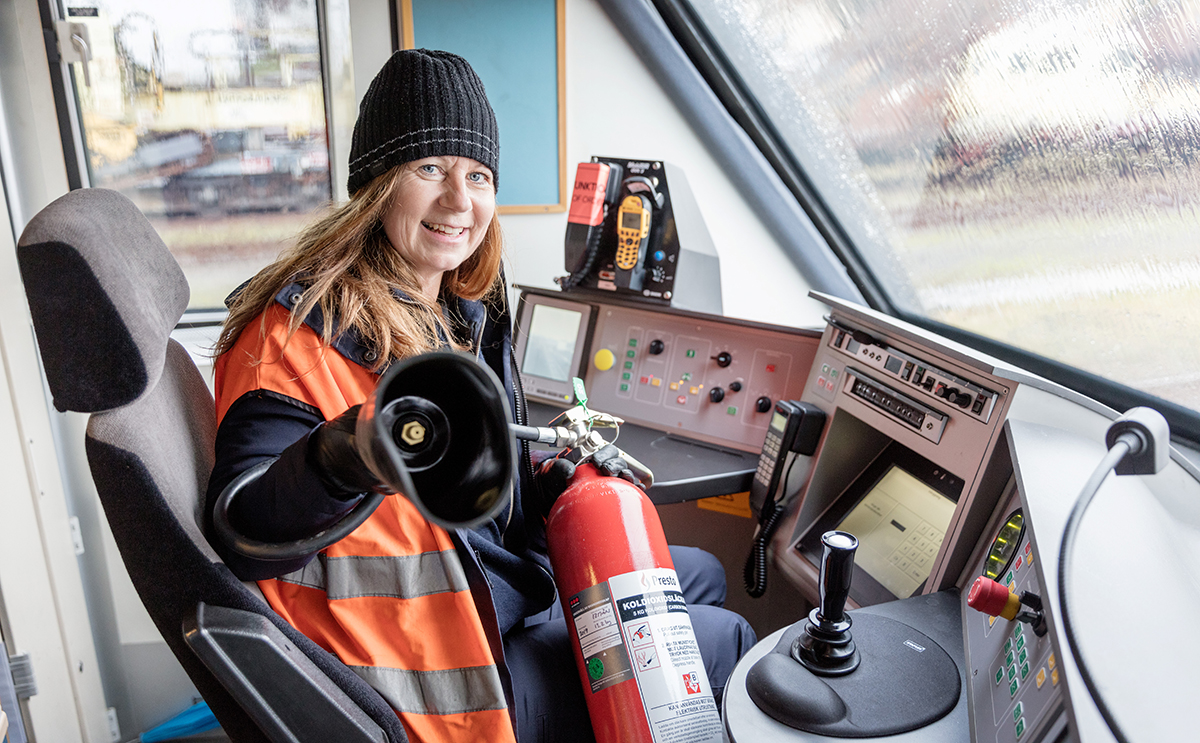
17;189;190;413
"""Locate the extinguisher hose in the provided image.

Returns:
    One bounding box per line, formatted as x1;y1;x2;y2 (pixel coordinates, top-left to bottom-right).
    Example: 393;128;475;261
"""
743;501;784;598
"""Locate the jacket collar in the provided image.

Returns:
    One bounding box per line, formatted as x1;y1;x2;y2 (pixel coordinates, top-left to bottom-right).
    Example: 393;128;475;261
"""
271;280;489;372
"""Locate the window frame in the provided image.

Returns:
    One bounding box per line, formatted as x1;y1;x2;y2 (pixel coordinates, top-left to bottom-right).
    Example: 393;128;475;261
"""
42;0;354;319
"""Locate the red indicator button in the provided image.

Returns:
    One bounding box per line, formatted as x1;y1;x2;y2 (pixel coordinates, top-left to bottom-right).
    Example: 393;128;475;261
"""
640;376;649;384
766;364;776;373
817;376;827;388
676;395;688;405
1015;555;1023;571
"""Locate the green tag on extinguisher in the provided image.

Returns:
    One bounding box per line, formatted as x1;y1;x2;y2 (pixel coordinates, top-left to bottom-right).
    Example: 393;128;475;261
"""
572;377;588;406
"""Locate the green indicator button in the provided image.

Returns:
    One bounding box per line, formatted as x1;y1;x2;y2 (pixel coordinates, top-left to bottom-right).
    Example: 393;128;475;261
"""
1004;638;1013;654
624;361;634;370
619;383;629;392
686;349;696;358
1014;623;1024;638
1006;651;1014;667
1007;665;1016;682
628;338;638;347
626;349;636;358
1016;634;1026;652
1015;717;1026;739
995;667;1004;686
1006;570;1016;585
1013;702;1023;723
682;372;692;381
821;364;830;374
622;372;631;381
727;406;738;416
1018;647;1028;665
1010;678;1020;697
1020;662;1030;680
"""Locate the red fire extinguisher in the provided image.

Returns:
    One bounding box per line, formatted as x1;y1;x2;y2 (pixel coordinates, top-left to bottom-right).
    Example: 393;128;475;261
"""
546;462;725;743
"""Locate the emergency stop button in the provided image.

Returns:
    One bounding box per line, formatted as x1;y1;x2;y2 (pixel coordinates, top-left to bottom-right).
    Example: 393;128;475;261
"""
593;348;616;371
968;576;1021;620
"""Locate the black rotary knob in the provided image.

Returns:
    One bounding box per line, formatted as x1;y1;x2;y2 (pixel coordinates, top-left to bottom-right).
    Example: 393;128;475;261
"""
756;396;772;413
729;380;743;392
947;388;971;408
648;339;665;355
712;351;733;367
709;387;725;403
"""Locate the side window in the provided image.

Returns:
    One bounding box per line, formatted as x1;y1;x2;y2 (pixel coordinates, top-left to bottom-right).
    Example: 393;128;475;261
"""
688;0;1200;414
64;0;333;308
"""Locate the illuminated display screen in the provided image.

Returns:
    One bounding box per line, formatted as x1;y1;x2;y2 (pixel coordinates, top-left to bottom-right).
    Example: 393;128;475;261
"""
621;211;643;229
770;411;787;432
522;304;583;382
835;465;957;599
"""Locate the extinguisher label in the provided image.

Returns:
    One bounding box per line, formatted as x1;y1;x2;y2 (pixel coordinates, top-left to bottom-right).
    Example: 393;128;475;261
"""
568;582;634;693
607;568;724;743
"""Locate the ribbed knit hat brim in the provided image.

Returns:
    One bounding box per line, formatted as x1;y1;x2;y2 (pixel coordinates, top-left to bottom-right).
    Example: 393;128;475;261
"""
347;49;499;194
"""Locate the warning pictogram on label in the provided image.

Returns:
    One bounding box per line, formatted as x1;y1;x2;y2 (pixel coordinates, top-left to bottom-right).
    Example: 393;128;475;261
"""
630;622;654;647
635;646;660;671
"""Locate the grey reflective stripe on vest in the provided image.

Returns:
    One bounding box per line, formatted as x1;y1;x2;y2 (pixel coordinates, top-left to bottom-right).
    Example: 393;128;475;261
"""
276;550;469;599
351;664;508;715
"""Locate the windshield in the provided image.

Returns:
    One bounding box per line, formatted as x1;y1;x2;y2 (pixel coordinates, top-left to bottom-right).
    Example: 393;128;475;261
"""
689;0;1200;412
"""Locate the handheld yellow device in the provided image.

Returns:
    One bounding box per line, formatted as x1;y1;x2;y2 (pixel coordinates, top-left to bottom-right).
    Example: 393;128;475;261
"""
615;194;651;271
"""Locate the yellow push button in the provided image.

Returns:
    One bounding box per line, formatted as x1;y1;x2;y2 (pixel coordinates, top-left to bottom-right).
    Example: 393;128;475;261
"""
594;348;616;371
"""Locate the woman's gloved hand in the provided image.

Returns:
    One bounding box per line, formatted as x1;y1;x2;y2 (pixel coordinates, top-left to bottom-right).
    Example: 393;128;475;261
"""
306;404;382;499
533;444;644;518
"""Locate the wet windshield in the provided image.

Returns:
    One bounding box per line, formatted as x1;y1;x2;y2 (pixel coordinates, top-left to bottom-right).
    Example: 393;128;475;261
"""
689;0;1200;411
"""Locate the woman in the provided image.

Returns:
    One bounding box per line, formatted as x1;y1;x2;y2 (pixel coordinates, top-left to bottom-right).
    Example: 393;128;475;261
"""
205;49;754;743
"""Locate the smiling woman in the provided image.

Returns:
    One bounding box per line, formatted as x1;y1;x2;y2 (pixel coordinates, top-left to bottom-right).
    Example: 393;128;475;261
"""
201;46;756;743
383;156;498;300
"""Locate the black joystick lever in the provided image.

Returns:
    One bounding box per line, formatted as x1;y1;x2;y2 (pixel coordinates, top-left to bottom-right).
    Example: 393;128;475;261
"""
792;530;861;676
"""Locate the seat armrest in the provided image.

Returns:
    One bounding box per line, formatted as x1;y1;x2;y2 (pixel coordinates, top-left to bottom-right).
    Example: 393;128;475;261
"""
183;603;388;743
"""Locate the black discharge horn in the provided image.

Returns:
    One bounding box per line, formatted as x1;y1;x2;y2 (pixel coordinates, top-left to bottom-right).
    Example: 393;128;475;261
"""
214;351;516;560
356;351;516;529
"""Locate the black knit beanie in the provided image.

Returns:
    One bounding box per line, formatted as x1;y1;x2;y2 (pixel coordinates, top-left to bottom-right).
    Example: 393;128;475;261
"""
347;49;499;194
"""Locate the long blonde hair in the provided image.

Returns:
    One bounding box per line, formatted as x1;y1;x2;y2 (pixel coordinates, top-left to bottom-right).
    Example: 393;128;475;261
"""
214;165;504;369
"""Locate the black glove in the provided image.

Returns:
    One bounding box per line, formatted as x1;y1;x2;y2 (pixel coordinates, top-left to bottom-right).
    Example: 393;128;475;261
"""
590;444;643;488
306;405;381;499
532;444;644;518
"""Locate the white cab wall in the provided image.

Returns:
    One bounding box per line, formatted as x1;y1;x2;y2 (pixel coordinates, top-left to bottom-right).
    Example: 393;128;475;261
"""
501;0;828;329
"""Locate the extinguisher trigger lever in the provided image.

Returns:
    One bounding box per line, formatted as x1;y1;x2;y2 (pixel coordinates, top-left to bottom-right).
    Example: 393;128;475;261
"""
619;450;654;488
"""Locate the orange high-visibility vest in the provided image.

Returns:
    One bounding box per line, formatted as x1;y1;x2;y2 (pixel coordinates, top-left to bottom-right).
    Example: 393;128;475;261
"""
215;303;518;743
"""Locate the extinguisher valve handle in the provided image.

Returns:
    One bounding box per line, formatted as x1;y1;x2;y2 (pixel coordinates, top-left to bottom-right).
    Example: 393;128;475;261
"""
620;451;655;488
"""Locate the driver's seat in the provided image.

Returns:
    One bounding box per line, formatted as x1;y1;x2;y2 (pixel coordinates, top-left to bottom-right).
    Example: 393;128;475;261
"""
17;188;407;743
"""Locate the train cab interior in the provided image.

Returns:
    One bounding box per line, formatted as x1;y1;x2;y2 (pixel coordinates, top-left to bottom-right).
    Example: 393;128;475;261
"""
1;0;1198;742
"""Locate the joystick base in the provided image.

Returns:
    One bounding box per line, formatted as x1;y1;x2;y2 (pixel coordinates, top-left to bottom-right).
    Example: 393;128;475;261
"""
746;611;960;737
792;608;861;676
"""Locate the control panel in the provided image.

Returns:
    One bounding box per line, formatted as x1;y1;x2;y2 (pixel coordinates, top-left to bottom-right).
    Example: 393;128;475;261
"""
963;490;1067;743
842;367;948;444
828;324;999;424
584;305;820;451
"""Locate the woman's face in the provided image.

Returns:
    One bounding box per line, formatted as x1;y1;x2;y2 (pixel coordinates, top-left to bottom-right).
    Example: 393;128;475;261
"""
382;156;496;300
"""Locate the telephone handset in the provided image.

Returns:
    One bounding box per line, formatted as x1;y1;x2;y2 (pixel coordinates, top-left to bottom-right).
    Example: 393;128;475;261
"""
561;161;623;289
614;193;652;290
750;401;806;513
744;400;826;597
